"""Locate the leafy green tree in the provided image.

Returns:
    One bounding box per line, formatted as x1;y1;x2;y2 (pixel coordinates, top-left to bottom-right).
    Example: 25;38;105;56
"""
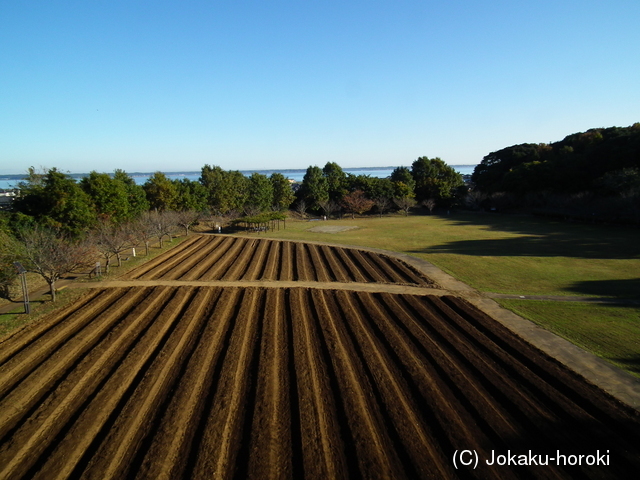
411;157;464;204
270;173;295;211
323;162;348;202
113;169;150;217
298;166;329;211
390;167;415;193
173;178;208;211
246;173;274;212
199;165;248;213
13;168;97;236
143;172;178;211
81;171;131;223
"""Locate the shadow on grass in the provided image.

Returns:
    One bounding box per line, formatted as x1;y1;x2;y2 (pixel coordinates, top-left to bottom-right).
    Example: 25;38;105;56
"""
608;354;640;376
413;212;640;259
568;278;640;300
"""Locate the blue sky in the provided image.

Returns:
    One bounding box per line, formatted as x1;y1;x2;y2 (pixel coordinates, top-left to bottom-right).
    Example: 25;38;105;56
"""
1;0;638;175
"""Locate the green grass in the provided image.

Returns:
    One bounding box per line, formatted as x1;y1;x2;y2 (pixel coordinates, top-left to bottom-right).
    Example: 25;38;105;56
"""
498;299;640;378
259;212;640;298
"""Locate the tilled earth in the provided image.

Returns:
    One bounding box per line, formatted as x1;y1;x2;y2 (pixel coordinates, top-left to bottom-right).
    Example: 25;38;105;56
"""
1;236;639;479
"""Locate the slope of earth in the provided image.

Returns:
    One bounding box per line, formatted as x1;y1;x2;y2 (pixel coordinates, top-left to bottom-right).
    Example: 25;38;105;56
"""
1;285;639;480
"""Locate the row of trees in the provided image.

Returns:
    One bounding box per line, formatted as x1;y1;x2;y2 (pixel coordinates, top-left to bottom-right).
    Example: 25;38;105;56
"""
296;157;465;217
0;209;213;302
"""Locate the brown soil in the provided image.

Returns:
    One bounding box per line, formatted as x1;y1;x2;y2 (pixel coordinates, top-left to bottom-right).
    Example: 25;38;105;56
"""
1;236;640;479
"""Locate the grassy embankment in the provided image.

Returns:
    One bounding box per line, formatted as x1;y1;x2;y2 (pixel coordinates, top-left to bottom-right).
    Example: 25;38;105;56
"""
258;211;640;377
0;235;190;338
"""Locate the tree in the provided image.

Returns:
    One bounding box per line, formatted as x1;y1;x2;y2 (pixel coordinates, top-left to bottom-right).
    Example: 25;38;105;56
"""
113;169;150;218
323;162;348;202
15;226;95;301
81;171;131;223
373;197;392;218
298;166;329;211
411;157;464;204
131;212;158;256
0;228;17;299
143;172;178;211
422;198;436;214
91;219;134;273
173;178;208;211
13;168;97;236
174;210;201;236
199;165;248;213
246;173;274;212
393;196;417;215
390;167;415;193
341;190;374;219
270;173;295;211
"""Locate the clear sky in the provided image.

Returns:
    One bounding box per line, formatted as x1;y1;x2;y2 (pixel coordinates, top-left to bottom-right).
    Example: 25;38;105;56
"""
1;0;638;175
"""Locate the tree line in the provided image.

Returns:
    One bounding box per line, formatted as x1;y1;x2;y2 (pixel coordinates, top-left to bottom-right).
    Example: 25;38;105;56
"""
469;123;640;222
0;157;465;301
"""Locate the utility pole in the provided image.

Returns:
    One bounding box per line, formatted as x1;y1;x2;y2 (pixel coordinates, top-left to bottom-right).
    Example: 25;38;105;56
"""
13;261;30;314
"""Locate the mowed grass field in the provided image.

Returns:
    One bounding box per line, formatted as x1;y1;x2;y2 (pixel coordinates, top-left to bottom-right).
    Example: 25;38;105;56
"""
259;211;640;376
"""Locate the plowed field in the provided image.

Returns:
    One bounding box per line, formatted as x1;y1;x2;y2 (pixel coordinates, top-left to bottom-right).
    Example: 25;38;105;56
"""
1;237;640;479
122;235;433;286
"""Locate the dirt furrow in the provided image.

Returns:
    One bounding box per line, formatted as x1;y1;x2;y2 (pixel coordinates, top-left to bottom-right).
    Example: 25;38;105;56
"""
151;236;219;280
0;288;150;440
260;239;281;281
244;288;292;480
363;253;413;284
242;237;270;281
0;289;103;364
199;237;247;281
0;288;123;396
335;291;456;479
179;236;235;280
0;287;181;480
294;243;314;282
74;287;213;480
191;288;264;479
335;248;368;283
289;288;347;479
383;256;432;285
124;234;202;279
348;249;388;283
222;238;258;280
386;294;525;451
319;245;351;282
311;289;406;479
278;242;294;281
139;236;211;280
358;292;505;478
135;287;240;480
307;244;332;283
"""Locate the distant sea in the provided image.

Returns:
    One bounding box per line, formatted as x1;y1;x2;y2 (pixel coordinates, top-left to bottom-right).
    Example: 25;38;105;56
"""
0;165;477;190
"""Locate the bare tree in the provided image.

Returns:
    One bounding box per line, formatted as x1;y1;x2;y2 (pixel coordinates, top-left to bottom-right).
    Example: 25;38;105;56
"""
422;198;436;214
16;226;95;301
91;220;133;273
393;196;417;216
131;212;157;256
374;197;392;218
174;210;201;236
295;200;308;218
153;210;179;248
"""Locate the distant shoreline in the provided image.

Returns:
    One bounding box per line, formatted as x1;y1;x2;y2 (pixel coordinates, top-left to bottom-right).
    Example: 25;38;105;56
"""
0;164;478;181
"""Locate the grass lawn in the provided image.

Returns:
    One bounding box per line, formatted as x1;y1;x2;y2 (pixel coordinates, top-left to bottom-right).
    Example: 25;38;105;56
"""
258;212;640;298
498;299;640;378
